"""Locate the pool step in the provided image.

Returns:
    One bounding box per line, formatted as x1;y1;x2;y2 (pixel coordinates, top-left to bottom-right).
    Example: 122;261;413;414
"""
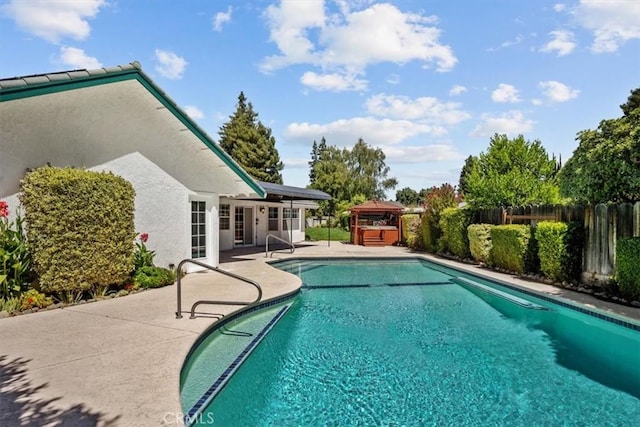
451;277;550;310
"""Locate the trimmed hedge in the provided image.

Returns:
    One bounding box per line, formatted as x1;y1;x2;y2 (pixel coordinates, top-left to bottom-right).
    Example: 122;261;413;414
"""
535;221;568;281
616;237;640;300
438;208;471;258
468;224;494;264
420;211;438;253
20;166;135;295
401;214;420;245
490;225;532;274
563;222;584;283
535;221;584;283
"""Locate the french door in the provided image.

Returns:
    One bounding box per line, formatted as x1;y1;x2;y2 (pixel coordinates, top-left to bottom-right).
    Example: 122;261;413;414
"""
234;207;254;246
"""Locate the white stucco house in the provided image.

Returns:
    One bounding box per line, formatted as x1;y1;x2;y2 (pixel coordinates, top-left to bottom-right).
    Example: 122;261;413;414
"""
0;62;329;271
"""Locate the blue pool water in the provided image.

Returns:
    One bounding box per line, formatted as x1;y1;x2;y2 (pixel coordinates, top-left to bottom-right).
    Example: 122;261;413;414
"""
183;258;640;426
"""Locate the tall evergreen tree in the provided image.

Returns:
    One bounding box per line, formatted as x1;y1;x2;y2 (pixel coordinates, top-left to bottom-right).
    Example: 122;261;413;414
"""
218;92;284;183
308;136;327;185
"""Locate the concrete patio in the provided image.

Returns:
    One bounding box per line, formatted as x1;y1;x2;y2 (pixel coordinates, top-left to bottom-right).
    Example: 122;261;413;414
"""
1;241;639;426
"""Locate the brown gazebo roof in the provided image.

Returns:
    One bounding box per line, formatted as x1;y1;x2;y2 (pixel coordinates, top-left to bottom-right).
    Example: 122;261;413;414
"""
350;200;405;212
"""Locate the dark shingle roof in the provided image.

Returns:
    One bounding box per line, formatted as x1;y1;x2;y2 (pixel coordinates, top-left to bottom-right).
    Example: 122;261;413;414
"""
257;181;331;200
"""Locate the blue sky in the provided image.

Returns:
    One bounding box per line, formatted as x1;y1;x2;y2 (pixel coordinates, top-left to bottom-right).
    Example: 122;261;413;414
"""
1;0;639;197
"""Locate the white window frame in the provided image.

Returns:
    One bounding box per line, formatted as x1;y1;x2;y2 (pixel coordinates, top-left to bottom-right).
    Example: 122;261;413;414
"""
283;207;300;231
268;207;279;231
219;203;230;230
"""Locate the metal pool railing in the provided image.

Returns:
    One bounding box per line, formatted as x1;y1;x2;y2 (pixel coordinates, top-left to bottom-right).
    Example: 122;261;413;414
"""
175;258;262;319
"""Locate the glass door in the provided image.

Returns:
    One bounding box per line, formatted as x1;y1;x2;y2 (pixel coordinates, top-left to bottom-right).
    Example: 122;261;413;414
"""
234;207;254;246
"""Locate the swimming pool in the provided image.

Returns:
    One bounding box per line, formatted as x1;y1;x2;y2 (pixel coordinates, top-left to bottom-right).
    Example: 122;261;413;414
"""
181;258;640;426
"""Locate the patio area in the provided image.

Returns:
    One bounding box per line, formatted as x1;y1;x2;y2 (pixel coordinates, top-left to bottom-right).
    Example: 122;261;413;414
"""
1;241;638;426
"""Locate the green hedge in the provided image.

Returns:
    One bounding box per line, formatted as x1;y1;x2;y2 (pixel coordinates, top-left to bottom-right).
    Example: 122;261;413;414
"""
535;221;584;282
490;225;532;274
438;208;471;258
616;237;640;301
535;222;568;281
467;224;494;264
563;222;584;282
401;214;420;245
20;166;135;295
420;211;438;253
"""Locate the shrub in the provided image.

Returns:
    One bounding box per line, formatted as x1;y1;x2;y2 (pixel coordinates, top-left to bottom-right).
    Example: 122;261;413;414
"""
134;266;176;289
0;201;33;300
134;232;156;271
420;211;438;253
490;225;532;274
467;224;494;264
401;214;419;243
438;208;471;258
20;166;135;296
20;289;53;311
401;214;420;246
535;222;568;282
562;222;584;282
616;237;640;301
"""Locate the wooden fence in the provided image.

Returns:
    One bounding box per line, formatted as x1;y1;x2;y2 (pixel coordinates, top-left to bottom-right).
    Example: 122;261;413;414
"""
472;203;640;284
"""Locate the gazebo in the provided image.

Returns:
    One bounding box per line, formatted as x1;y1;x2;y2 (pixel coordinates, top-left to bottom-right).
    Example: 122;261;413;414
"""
349;200;404;246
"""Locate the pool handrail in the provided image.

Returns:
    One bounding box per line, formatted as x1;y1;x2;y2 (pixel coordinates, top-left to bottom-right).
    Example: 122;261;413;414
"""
175;258;262;319
265;234;295;258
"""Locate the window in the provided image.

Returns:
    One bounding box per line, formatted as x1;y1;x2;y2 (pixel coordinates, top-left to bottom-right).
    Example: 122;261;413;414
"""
219;204;230;230
191;201;206;258
268;207;279;231
282;208;300;230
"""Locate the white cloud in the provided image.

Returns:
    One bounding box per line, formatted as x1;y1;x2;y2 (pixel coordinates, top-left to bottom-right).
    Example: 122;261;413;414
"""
261;0;325;70
470;110;534;137
500;34;525;49
213;6;232;32
383;144;463;163
540;30;576;56
449;85;467;96
285;117;446;147
58;46;102;69
365;94;470;125
154;49;188;79
553;4;567;13
1;0;106;43
538;80;579;103
261;2;457;90
573;0;640;53
491;84;521;103
386;74;400;85
183;105;204;120
300;71;367;92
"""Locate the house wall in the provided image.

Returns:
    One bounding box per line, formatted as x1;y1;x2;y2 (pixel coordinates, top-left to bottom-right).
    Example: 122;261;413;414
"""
92;153;197;269
219;198;308;251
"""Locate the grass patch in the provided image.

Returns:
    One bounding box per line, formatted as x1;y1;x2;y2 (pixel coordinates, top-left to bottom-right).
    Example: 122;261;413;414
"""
305;227;350;242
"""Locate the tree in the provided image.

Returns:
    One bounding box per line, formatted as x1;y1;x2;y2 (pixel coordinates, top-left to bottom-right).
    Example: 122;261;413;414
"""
308;137;327;185
458;155;477;197
218;92;284;183
309;138;398;203
464;134;561;208
347;138;398;200
559;88;640;203
395;187;420;206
